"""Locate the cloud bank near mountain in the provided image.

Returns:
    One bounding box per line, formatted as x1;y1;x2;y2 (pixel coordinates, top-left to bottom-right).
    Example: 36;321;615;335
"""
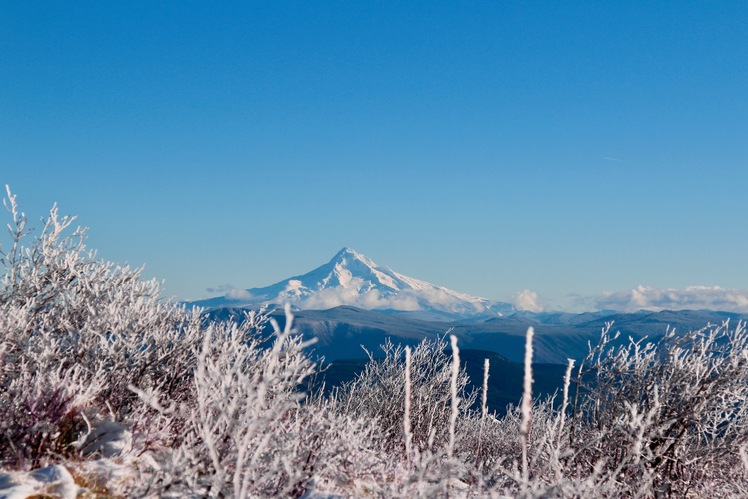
593;285;748;313
272;281;497;315
300;278;420;311
196;249;748;316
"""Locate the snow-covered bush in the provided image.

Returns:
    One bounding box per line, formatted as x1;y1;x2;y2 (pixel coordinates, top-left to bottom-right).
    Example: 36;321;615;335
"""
3;186;748;498
0;186;207;469
125;309;391;497
0;188;392;497
330;337;476;454
566;321;748;496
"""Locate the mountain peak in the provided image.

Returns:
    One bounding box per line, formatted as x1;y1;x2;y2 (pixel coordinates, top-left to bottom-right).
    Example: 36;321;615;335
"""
192;248;515;319
331;246;361;260
329;247;377;269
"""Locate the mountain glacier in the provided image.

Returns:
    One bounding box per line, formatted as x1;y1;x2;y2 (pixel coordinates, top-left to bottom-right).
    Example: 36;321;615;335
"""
190;247;514;320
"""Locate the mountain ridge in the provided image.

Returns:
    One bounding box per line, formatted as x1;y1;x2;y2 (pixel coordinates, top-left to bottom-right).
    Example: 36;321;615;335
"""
204;304;744;364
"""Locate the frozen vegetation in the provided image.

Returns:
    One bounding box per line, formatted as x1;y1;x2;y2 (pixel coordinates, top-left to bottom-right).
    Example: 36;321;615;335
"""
2;187;748;498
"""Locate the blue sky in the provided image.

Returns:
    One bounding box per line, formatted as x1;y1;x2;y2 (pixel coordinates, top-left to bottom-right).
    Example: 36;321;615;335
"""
2;1;747;311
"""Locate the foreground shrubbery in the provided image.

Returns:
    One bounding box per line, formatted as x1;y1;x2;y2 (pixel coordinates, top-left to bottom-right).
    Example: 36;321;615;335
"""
2;188;748;497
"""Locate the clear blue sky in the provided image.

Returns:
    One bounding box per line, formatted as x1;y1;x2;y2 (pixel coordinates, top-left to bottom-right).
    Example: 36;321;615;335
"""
2;1;747;311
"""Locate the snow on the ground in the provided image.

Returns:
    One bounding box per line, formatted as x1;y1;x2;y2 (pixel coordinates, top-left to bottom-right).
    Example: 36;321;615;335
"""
0;465;81;499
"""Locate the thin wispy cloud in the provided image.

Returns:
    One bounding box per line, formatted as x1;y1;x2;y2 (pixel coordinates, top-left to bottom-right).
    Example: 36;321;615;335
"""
206;284;239;294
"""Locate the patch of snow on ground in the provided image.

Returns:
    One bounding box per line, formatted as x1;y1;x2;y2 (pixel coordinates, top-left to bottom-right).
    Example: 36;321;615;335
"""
0;465;81;499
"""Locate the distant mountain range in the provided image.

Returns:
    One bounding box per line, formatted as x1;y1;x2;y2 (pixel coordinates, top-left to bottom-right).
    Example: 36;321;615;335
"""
205;305;744;413
206;305;743;364
191;247;515;320
194;248;744;364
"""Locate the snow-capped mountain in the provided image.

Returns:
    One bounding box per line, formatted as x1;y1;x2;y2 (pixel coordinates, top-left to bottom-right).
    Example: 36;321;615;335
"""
190;247;514;320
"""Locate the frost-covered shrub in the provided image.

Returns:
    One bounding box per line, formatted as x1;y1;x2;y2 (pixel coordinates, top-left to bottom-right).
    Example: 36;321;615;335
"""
121;308;398;498
0;382;85;468
0;187;209;469
330;337;477;454
566;321;748;496
4;185;748;498
0;188;393;496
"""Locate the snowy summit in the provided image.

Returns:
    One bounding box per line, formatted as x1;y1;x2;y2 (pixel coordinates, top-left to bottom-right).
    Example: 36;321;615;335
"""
190;248;513;320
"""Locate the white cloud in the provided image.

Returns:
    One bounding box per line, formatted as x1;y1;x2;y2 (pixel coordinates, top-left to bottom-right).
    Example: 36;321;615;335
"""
294;278;495;315
300;279;420;311
206;284;254;301
402;287;487;314
512;289;545;313
593;285;748;313
225;288;253;301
